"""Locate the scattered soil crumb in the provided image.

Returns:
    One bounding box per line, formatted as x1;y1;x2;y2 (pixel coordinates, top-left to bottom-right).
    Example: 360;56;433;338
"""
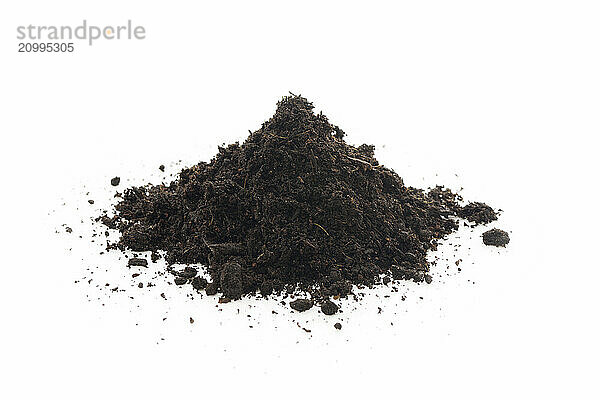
482;228;510;247
127;257;148;267
290;299;313;312
459;202;497;224
321;300;339;315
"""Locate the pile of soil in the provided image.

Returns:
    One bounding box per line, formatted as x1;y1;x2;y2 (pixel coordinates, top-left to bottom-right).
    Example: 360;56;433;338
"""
101;95;499;306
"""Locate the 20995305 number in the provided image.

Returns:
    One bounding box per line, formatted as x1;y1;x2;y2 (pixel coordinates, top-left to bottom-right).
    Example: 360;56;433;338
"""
18;42;74;52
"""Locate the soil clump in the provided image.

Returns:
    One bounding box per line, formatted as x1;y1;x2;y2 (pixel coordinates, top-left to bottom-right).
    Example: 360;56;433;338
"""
482;228;510;247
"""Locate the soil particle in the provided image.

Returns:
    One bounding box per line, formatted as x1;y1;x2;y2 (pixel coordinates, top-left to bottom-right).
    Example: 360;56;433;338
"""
391;264;425;283
205;283;218;296
189;317;194;324
88;199;95;204
174;277;187;285
459;202;497;224
110;177;121;186
138;282;143;288
191;276;208;290
159;165;165;172
482;228;510;247
219;262;243;299
127;257;148;267
334;322;342;330
260;280;274;297
176;266;198;279
424;274;433;284
321;300;339;315
290;299;313;312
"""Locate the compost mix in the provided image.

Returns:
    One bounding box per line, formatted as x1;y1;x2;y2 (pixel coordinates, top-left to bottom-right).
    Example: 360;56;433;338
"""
99;95;505;311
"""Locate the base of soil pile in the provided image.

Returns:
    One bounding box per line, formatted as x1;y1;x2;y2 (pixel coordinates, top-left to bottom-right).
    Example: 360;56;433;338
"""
100;94;499;307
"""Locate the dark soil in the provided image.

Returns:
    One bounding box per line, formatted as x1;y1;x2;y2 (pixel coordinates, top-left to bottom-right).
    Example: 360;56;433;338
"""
290;299;313;312
321;300;339;315
100;94;499;306
111;177;121;186
127;257;148;267
205;283;218;296
459;202;497;224
482;228;510;247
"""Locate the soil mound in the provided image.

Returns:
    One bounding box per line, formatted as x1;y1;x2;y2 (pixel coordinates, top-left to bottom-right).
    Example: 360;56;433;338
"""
101;95;497;303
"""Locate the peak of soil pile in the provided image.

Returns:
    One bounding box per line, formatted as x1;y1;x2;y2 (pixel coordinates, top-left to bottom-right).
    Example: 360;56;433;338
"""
101;95;497;303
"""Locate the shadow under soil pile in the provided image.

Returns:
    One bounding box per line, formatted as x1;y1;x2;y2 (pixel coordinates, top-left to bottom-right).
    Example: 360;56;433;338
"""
101;95;498;304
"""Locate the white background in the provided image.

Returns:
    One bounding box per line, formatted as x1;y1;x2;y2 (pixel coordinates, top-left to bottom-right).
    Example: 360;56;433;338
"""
1;1;599;399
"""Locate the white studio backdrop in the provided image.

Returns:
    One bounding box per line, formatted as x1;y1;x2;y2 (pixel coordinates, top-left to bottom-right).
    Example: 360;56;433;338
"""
0;1;598;399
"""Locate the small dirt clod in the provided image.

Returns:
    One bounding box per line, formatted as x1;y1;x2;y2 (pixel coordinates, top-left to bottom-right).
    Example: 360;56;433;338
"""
290;299;313;312
174;277;187;285
205;283;218;296
321;300;339;315
459;202;497;224
482;228;510;247
127;257;148;267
